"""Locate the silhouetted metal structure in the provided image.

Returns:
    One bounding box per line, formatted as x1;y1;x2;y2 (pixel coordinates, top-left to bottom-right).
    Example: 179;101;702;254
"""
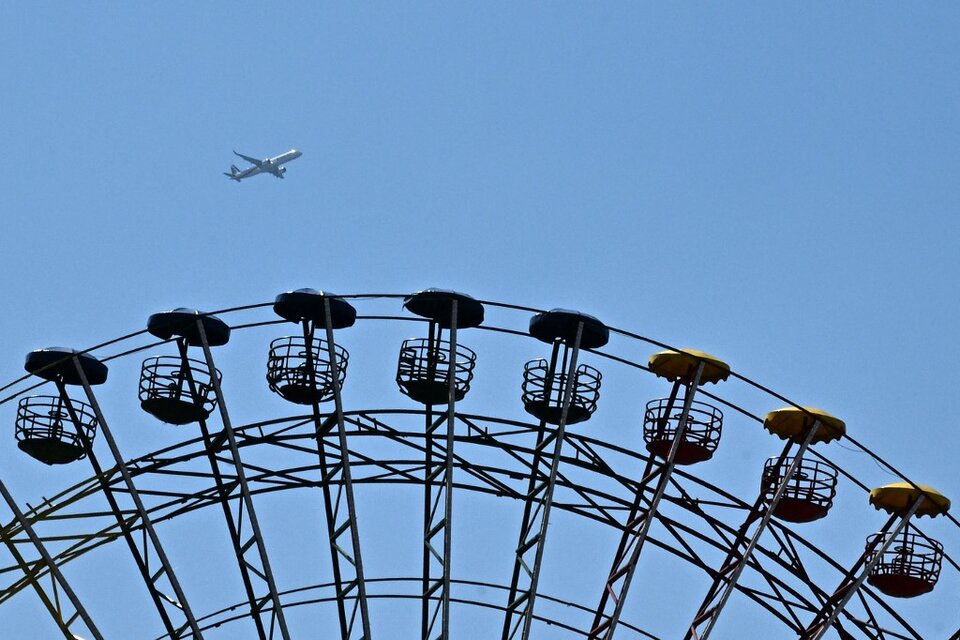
0;291;954;640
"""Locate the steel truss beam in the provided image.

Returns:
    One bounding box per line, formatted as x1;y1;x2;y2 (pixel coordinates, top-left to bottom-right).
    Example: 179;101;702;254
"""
0;478;103;640
192;321;292;640
176;338;273;639
421;301;458;640
687;421;822;640
501;321;585;640
299;297;373;640
62;358;204;639
803;495;925;640
0;411;925;640
589;361;705;640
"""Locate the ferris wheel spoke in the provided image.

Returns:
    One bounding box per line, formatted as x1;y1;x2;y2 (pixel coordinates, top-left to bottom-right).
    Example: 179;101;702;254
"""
501;322;585;640
589;363;705;640
630;506;814;633
658;490;906;640
761;516;831;629
849;590;884;639
687;423;821;639
297;301;373;640
174;338;275;640
61;359;204;639
655;482;871;637
195;322;292;640
849;582;925;640
803;496;925;640
0;478;104;640
309;407;356;636
421;302;458;640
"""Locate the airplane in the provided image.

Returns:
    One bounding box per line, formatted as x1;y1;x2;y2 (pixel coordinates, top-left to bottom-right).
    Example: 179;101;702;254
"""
224;149;302;181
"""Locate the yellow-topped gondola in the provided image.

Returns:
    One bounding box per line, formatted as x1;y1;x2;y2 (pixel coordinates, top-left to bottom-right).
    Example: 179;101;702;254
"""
869;483;950;518
763;406;845;445
648;349;730;385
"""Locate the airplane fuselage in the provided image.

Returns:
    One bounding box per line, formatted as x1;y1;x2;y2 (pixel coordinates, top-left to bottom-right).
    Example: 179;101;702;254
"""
225;149;302;181
271;150;302;165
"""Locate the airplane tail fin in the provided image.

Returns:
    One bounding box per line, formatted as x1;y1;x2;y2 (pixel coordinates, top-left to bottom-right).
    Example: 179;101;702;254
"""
223;165;242;181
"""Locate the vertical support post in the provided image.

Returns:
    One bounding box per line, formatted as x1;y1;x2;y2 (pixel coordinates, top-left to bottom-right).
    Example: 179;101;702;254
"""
804;495;925;640
301;321;351;639
69;359;204;639
590;360;706;640
321;297;373;640
688;421;821;640
422;383;437;640
176;339;268;640
422;301;459;640
196;321;291;640
441;302;458;640
0;479;104;640
501;321;584;640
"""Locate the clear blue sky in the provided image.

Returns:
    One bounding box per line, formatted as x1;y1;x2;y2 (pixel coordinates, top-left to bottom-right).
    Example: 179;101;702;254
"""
1;4;959;638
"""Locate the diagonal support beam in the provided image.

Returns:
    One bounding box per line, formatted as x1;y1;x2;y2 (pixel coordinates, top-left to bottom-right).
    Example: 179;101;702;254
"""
302;321;354;639
176;339;270;640
0;478;104;640
67;359;203;639
195;320;291;640
300;296;374;640
588;361;705;640
501;321;584;640
803;494;925;640
588;381;681;639
687;421;821;640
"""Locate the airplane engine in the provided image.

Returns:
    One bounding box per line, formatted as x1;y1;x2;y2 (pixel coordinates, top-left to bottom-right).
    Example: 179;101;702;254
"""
279;167;287;175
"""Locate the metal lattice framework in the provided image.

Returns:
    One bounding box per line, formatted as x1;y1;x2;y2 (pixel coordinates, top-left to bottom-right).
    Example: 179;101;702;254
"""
0;291;957;640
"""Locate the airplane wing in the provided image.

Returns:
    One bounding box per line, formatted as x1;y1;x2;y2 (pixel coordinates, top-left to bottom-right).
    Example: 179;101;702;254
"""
233;150;263;167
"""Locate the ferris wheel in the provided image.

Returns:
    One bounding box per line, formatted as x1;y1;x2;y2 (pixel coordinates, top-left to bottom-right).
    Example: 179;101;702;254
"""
0;289;954;639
